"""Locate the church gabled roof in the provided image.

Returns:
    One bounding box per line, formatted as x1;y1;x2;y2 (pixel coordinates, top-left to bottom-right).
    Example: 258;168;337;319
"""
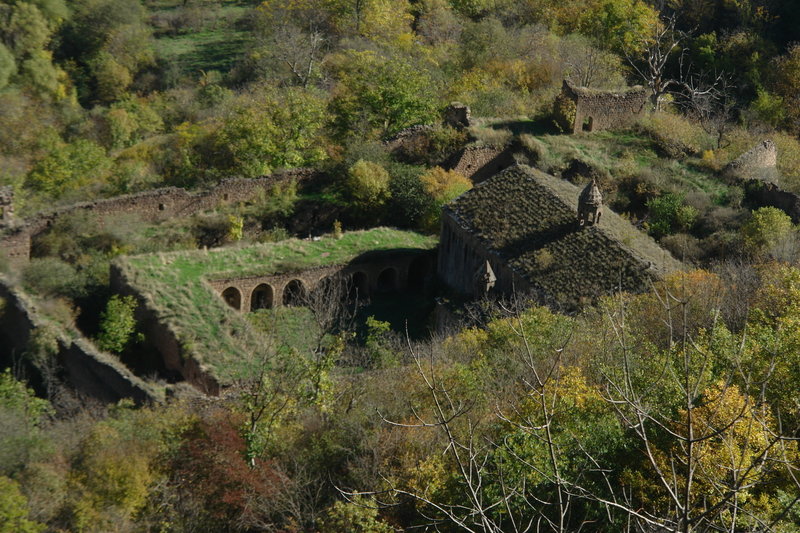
443;165;682;305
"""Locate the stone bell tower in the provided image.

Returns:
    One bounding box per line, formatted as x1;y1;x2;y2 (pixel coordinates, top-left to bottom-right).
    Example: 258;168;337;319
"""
578;179;602;226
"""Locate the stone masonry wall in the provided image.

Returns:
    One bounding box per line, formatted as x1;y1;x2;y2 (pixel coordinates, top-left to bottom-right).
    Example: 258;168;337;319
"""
0;278;160;404
438;215;527;297
723;140;778;182
444;145;517;183
0;169;313;270
562;81;648;134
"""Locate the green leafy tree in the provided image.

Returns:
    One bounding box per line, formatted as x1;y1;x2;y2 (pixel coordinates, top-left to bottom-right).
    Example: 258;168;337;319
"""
319;497;393;533
0;43;16;89
740;206;795;256
0;370;52;476
26;139;111;197
347;159;391;207
96;295;138;354
213;88;327;177
646;192;698;238
329;50;439;138
0;476;44;533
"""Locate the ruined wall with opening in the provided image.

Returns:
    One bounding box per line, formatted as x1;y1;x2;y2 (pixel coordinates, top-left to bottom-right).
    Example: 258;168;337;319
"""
0;169;314;269
206;250;435;313
559;81;648;134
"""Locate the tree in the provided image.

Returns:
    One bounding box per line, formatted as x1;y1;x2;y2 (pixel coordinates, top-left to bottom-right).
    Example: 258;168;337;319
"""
646;192;698;238
347;159;391;207
26;139;111;197
740;206;796;258
96;294;138;354
0;43;16;90
328;50;439;138
0;476;43;533
626;14;687;110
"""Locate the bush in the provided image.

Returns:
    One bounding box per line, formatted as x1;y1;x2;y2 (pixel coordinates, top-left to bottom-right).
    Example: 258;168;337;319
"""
740;207;795;257
21;258;81;298
347;160;391;207
646;193;699;238
0;475;44;533
96;295;139;354
552;92;576;132
419;166;472;232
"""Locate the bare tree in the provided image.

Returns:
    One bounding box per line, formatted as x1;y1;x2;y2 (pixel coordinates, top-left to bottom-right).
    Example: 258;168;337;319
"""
681;73;737;149
626;15;687;111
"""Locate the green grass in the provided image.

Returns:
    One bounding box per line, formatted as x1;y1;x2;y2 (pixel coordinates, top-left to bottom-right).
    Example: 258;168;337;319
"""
115;228;436;384
149;0;254;77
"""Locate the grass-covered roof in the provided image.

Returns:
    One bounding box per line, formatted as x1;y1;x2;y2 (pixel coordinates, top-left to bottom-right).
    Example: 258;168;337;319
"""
114;228;436;384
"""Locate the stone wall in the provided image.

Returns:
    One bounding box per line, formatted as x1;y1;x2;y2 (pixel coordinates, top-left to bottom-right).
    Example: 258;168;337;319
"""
723;140;778;182
110;249;435;392
0;278;160;404
438;215;527;297
561;81;648;134
443;103;471;129
206;249;435;312
744;180;800;224
109;263;221;395
0;169;313;269
444;145;517;183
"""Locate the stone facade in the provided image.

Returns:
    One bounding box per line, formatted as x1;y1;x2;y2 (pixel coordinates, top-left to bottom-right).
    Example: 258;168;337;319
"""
438;165;682;308
0;169;313;269
723;140;778;182
559;80;648;134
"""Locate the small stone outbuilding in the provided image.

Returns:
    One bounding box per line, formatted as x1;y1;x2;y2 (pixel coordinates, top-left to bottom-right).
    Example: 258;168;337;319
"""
556;80;648;134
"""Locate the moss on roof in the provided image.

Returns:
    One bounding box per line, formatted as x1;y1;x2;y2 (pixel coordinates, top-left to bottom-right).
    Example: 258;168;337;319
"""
444;165;682;305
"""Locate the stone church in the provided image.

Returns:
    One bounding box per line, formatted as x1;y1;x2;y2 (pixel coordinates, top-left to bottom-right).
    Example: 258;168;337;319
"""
437;165;683;308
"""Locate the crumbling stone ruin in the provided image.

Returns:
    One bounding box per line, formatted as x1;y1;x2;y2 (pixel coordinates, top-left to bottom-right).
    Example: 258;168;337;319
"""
723;140;778;182
443;102;472;129
555;80;648;134
578;179;602;226
721;140;800;224
0;170;313;268
438;165;682;308
0;186;13;226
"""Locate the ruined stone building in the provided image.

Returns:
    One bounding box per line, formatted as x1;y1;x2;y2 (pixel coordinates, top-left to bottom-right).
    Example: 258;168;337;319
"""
557;80;649;134
437;165;682;308
723;139;779;182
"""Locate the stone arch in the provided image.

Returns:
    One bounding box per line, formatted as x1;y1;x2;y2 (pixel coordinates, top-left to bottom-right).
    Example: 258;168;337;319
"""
282;279;306;306
582;116;593;132
376;267;398;292
221;287;242;310
250;283;274;311
349;271;368;299
408;255;430;291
